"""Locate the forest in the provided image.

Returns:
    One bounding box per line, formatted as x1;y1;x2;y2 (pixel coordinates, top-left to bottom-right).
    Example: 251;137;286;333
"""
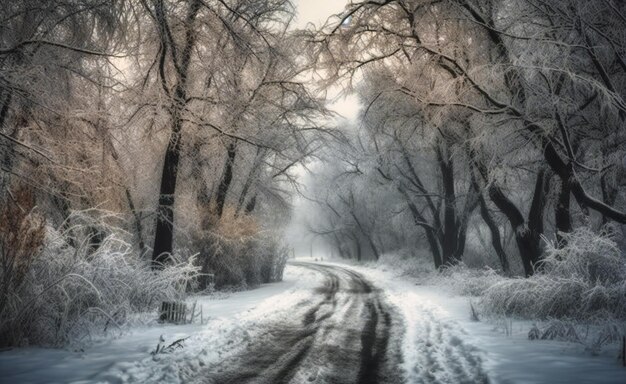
0;0;625;383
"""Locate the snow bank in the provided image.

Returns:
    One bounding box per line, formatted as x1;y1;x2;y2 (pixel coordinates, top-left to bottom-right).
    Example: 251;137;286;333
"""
329;260;626;384
481;228;626;321
0;265;316;384
0;210;199;348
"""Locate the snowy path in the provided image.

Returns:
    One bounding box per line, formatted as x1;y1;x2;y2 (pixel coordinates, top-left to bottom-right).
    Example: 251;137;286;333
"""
2;261;621;383
188;262;486;384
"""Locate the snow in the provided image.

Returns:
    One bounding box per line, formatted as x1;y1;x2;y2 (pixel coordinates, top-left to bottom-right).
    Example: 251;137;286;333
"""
1;259;625;384
0;266;318;384
334;260;626;384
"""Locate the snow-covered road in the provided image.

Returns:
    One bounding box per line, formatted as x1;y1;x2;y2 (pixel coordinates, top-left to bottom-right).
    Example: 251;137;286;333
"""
190;262;405;383
1;261;624;383
186;262;488;384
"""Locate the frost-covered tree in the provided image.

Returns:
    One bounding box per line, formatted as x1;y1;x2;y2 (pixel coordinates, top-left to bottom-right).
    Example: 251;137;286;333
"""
306;0;626;276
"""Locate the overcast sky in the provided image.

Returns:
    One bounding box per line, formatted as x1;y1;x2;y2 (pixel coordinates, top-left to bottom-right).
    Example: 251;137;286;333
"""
284;1;358;256
292;0;348;29
292;0;360;121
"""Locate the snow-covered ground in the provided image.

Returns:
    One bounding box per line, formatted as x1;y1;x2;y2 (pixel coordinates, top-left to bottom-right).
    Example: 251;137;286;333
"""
0;267;319;384
338;260;626;384
1;259;625;383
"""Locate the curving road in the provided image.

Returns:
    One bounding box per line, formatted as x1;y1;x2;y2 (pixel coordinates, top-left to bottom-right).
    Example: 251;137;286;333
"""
191;262;489;384
196;262;405;384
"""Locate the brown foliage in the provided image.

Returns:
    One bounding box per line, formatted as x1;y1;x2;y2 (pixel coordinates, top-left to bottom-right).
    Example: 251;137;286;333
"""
191;203;289;289
199;203;259;240
0;185;46;308
214;205;259;239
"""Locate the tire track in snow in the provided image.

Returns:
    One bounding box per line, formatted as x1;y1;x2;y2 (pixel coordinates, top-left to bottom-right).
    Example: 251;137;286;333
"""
191;263;488;384
192;263;403;384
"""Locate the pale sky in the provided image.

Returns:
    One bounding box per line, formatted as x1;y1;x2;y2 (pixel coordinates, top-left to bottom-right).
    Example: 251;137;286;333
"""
286;1;360;255
292;0;349;29
293;0;360;121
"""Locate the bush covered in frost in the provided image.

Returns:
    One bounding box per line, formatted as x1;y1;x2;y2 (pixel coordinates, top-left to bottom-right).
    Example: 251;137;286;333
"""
191;206;289;289
0;208;199;347
433;263;505;297
374;252;436;278
194;233;289;289
480;228;626;320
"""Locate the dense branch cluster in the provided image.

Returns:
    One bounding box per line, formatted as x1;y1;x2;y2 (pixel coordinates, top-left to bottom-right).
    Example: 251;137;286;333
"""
306;0;626;276
0;0;624;348
0;0;331;346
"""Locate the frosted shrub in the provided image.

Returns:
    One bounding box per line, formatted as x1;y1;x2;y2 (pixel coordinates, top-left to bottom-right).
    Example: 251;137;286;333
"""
196;234;288;289
526;318;625;354
481;228;626;320
192;207;288;289
0;210;199;347
432;263;504;296
375;252;435;277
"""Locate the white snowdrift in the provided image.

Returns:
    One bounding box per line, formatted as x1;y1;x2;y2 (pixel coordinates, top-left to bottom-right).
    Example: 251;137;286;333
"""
341;257;626;384
0;265;318;384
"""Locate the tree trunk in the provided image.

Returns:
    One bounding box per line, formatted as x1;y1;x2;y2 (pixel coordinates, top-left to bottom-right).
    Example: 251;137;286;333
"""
453;216;470;262
236;148;264;215
478;192;510;274
453;175;480;262
398;144;442;234
436;141;459;265
244;193;257;214
0;90;15;192
0;89;12;131
395;181;443;268
151;0;201;268
125;188;146;256
367;235;381;261
468;157;510;273
353;234;362;262
395;148;444;268
190;141;210;205
527;169;549;269
407;198;443;268
487;169;547;277
555;175;572;246
215;142;237;218
152;122;183;266
600;171;618;226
